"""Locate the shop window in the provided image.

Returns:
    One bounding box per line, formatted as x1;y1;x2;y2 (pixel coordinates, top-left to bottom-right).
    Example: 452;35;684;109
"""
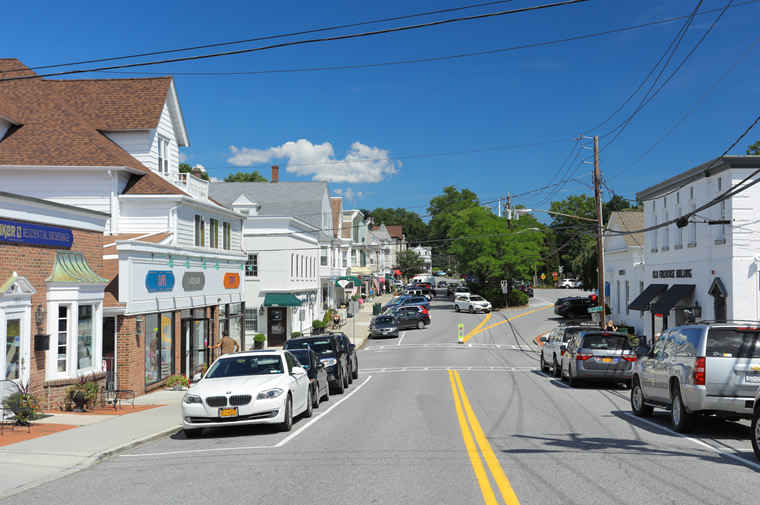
57;305;69;373
209;218;219;248
145;312;175;385
245;254;258;277
195;215;205;247
77;305;94;370
245;308;259;332
5;318;20;380
223;222;231;250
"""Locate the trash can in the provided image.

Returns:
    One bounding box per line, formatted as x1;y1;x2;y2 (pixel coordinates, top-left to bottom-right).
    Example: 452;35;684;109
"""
373;303;382;315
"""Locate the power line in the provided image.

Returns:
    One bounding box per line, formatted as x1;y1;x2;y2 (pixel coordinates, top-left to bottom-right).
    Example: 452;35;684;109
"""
0;0;590;82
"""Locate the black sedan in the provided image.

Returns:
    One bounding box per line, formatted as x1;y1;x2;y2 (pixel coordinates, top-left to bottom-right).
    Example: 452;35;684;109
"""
330;332;359;381
288;348;330;408
390;306;430;330
369;315;400;339
554;296;596;319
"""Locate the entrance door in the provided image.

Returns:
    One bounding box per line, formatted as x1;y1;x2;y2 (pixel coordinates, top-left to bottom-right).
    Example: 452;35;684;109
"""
181;318;208;378
267;308;287;347
102;317;116;371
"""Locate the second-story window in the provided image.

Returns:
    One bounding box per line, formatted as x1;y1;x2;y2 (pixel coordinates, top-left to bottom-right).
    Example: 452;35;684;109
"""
321;247;328;266
223;222;231;250
342;251;347;268
245;254;258;277
194;215;205;247
157;136;169;173
209;219;219;248
661;210;669;250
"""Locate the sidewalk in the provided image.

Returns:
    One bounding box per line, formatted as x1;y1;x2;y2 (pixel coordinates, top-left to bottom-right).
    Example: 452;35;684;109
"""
333;293;393;349
0;389;185;499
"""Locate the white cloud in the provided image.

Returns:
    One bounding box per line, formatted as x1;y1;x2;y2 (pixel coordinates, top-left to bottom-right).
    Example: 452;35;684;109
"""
227;139;399;183
178;152;189;163
333;187;372;202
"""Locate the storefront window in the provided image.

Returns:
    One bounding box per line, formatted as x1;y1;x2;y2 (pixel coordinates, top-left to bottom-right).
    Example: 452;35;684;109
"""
77;305;93;370
145;312;175;385
5;319;20;380
220;303;245;351
245;308;258;332
57;305;68;373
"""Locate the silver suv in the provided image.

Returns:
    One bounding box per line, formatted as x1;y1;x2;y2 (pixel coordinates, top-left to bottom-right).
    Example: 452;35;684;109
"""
631;323;760;433
540;325;588;378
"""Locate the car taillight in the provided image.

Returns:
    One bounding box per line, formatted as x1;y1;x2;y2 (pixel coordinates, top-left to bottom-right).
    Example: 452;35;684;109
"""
421;307;429;314
576;353;593;361
694;356;706;385
620;354;637;362
560;350;566;356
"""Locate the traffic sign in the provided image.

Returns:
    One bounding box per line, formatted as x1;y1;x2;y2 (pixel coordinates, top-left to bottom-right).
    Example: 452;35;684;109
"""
558;266;564;273
541;274;546;280
587;306;604;313
458;324;464;344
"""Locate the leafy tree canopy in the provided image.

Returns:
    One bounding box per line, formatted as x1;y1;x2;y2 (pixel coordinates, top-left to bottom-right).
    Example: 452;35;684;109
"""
394;249;426;278
179;162;210;181
747;140;760;155
428;186;479;242
224;170;268;182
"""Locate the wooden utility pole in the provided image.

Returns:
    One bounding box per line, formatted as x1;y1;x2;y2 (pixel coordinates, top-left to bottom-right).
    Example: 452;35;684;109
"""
594;136;606;328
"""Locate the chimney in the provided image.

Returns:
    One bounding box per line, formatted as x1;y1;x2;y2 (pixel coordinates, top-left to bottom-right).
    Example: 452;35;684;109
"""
272;165;279;183
191;167;203;178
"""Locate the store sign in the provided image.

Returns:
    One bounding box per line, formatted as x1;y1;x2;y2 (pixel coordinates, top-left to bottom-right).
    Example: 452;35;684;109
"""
0;218;73;248
652;269;692;279
182;272;205;291
145;270;175;293
362;275;371;282
223;272;240;289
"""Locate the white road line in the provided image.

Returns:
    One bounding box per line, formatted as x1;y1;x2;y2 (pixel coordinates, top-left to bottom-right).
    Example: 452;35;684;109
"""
622;413;760;472
120;376;373;458
397;331;406;346
537;370;570;388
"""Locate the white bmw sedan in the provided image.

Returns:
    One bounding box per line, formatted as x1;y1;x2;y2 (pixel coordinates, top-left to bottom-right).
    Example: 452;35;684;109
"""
181;350;311;438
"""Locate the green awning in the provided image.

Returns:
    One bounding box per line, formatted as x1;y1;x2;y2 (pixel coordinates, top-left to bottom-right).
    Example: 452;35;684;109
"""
263;293;302;307
46;251;108;284
335;276;362;287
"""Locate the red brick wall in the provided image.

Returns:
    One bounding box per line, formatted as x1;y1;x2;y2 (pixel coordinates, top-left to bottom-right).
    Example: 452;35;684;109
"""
0;221;105;410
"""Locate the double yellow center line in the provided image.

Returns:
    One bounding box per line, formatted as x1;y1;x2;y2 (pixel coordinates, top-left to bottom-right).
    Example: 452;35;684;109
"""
448;369;521;505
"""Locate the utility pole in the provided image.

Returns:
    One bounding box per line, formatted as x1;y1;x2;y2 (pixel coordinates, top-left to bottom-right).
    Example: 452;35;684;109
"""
506;193;511;230
593;136;606;328
498;197;502;218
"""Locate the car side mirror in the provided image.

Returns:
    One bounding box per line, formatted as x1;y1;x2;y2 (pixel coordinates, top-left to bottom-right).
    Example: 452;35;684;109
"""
349;343;356;350
560;343;567;351
635;345;649;357
291;366;306;375
539;336;548;343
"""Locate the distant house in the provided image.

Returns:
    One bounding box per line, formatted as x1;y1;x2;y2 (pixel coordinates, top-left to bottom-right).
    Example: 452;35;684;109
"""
411;245;433;273
604;211;644;335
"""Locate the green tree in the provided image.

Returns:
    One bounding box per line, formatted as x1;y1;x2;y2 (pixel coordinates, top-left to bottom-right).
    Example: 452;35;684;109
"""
360;207;428;243
747;140;760;155
394;250;426;278
224;170;268;182
179;162;210;181
548;195;597;289
427;186;480;242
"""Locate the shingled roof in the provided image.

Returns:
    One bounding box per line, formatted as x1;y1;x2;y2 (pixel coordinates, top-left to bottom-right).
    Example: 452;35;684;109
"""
0;59;186;197
609;210;644;248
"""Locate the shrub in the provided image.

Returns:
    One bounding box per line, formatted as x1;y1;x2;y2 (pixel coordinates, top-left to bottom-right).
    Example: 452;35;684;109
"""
166;374;189;389
506;290;529;307
312;319;326;329
254;333;267;342
291;331;302;338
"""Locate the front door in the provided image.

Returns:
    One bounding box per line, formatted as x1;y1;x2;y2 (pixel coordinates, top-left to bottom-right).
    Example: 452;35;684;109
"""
268;308;287;347
4;312;25;382
181;318;208;378
102;317;116;371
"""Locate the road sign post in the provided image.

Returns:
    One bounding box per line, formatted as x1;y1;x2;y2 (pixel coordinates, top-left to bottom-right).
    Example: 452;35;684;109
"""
458;324;464;344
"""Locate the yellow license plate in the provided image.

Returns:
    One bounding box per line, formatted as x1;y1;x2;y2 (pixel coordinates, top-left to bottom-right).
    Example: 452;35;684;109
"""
602;358;613;363
219;408;238;418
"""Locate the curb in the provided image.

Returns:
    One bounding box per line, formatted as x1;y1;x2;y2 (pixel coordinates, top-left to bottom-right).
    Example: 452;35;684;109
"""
0;425;181;500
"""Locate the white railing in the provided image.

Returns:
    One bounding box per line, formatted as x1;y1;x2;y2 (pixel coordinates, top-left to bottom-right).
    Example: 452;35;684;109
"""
158;171;209;200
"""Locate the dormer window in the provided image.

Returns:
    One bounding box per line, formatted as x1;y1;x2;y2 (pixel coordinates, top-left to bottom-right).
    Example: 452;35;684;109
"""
157;136;170;173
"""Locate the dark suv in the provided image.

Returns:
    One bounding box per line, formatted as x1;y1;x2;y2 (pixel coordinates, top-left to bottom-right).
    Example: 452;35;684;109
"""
284;334;349;394
330;332;359;381
390;305;431;330
515;281;534;298
554;297;595;319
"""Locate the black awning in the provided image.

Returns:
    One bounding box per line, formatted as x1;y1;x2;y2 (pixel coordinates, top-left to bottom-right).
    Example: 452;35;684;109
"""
628;284;667;311
651;284;695;315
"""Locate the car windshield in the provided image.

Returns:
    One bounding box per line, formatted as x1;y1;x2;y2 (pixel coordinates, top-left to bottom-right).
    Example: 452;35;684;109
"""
376;316;396;324
285;339;334;355
205;355;284;378
288;350;312;369
706;329;760;358
582;335;630;350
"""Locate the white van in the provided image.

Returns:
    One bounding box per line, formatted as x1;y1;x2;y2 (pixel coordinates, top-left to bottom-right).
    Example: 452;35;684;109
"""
410;274;435;285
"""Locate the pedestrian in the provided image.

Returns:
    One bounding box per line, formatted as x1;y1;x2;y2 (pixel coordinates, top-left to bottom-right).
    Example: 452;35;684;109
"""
604;320;618;332
209;330;239;355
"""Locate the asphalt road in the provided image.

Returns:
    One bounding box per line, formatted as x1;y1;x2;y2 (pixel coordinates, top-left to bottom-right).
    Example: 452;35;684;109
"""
6;286;759;504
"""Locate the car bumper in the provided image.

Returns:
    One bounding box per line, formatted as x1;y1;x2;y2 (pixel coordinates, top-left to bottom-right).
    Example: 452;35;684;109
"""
681;384;755;417
575;362;632;381
181;397;286;429
371;329;399;338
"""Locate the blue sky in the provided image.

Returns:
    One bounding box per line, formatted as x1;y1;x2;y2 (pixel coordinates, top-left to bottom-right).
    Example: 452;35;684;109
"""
8;0;760;216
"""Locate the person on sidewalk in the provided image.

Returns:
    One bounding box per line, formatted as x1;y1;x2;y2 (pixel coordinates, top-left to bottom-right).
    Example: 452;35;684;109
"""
210;330;239;355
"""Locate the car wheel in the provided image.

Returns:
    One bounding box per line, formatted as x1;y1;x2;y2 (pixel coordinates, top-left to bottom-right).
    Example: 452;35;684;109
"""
417;320;425;330
671;388;696;433
567;364;579;388
334;370;345;394
540;353;549;372
352;360;359;380
630;378;653;417
561;362;569;382
553;357;562;378
347;365;353;385
183;428;202;439
279;395;293;432
455;304;460;312
312;385;320;409
751;407;760;461
322;382;330;402
469;306;475;314
303;389;314;418
343;366;350;388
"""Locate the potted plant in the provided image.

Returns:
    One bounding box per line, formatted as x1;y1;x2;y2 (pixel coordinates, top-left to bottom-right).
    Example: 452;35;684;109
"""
312;319;326;334
3;380;42;427
166;374;189;390
253;333;267;349
65;372;97;412
291;331;302;338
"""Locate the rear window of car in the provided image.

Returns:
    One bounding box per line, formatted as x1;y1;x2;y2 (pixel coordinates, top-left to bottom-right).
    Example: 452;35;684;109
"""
470;296;484;302
581;334;631;350
562;328;583;342
706;329;760;358
409;297;426;303
285;338;334;355
376;316;395;324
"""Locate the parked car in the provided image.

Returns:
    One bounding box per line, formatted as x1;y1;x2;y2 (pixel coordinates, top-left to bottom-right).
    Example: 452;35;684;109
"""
554;297;595;319
446;282;460;296
181;350;311;437
283;334;349;394
561;330;635;388
390;305;431;329
454;294;492;314
437;281;448;288
540;325;588;377
464;274;478;284
435;270;447;277
407;287;435;300
631;322;760;433
288;348;330;408
561;278;582;289
369;315;400;339
331;332;359;381
752;387;760;461
384;296;409;311
410;274;436;286
515;281;534;298
453;286;471;296
396;295;430;311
